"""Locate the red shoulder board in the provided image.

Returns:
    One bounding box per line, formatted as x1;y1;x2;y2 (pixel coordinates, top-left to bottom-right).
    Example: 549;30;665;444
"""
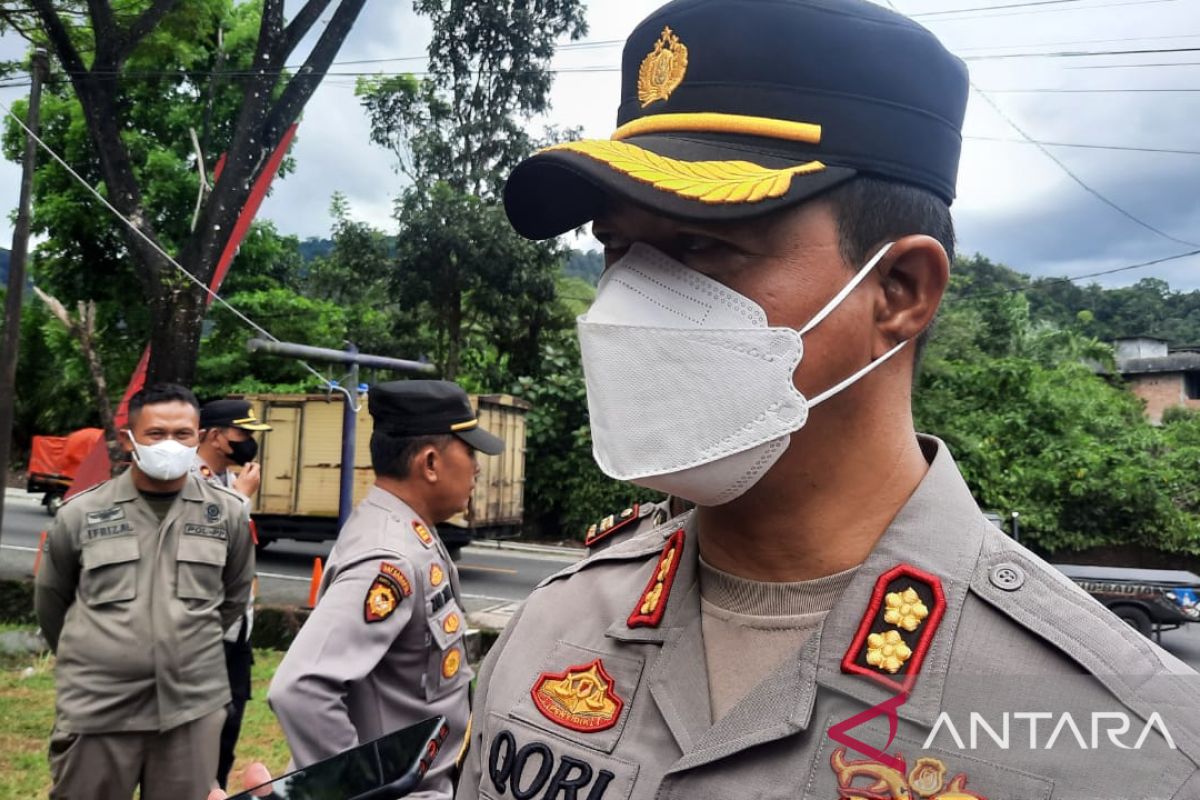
627;529;685;629
584;504;642;548
841;563;946;694
412;520;435;548
531;658;624;733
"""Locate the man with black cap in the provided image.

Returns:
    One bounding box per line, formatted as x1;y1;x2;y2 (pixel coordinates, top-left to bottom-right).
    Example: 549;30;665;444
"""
459;1;1200;798
268;380;504;799
194;398;272;790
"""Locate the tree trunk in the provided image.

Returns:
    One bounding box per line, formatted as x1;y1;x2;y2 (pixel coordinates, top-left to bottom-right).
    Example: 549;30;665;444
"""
145;283;205;386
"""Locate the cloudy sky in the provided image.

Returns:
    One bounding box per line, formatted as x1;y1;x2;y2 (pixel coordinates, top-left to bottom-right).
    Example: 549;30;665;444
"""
1;0;1198;289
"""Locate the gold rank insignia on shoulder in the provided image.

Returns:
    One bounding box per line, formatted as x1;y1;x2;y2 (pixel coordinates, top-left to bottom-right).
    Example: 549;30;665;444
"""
627;529;685;628
841;564;945;694
199;464;213;478
584;504;641;548
638;26;688;107
531;658;625;733
831;749;986;800
412;520;434;548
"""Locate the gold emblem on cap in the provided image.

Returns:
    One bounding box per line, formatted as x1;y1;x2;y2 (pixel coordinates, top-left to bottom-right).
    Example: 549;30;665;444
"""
638;26;688;107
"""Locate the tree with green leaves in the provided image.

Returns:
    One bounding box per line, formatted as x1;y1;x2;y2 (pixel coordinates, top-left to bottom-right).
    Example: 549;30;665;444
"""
0;0;371;385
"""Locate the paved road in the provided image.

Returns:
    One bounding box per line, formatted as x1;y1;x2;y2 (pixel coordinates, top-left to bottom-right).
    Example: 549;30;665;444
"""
5;489;1200;666
0;490;578;619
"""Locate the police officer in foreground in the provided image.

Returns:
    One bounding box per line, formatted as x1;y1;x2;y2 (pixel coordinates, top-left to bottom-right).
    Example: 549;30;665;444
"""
459;2;1200;798
268;380;504;799
195;398;272;790
35;383;255;800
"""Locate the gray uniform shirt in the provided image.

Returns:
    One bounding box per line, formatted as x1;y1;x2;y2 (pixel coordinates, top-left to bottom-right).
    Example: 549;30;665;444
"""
460;437;1200;800
34;469;255;734
268;486;472;799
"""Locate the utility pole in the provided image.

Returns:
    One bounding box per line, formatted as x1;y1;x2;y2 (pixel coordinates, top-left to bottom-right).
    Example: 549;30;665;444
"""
246;338;436;531
0;49;48;544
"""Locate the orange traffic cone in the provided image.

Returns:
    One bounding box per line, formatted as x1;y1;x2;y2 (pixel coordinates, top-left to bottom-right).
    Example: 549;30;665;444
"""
306;557;324;609
32;531;47;576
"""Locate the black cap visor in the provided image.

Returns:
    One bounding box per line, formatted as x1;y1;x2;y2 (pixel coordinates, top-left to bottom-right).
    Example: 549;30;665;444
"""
504;133;856;240
456;426;505;456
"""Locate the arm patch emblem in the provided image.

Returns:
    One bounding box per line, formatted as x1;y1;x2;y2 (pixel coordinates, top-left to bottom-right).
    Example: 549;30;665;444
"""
365;574;403;623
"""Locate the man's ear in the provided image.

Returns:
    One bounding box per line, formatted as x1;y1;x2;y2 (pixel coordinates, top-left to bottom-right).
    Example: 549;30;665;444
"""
422;446;440;483
872;234;949;351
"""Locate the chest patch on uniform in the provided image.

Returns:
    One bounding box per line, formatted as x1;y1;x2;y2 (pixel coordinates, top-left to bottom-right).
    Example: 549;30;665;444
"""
183;523;228;541
365;575;402;623
443;611;461;634
831;748;986;800
412;520;434;548
841;563;946;694
442;648;462;679
379;562;413;597
84;521;134;540
531;658;625;733
430;563;445;587
627;529;685;628
86;507;125;525
584;504;641;548
204;503;222;523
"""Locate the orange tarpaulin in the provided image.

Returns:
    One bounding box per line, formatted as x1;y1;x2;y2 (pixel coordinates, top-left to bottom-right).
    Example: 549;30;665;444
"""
29;428;104;480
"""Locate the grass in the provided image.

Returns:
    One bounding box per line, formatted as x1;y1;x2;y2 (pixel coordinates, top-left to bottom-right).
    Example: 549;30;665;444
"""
0;638;293;799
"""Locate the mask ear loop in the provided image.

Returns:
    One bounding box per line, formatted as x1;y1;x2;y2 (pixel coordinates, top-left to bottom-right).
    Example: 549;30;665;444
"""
798;242;894;336
808;338;908;408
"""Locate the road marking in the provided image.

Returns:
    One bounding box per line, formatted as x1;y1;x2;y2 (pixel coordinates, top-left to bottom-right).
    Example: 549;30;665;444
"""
1;544;39;552
257;570;311;583
457;563;518;575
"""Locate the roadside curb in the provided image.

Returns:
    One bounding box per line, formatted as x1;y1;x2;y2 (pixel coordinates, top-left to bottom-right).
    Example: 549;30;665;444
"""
466;539;584;558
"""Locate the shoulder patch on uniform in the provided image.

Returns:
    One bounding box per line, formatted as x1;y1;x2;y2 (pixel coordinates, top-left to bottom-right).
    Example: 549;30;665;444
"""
85;506;125;525
199;464;213;479
531;658;625;733
412;520;435;548
842;563;946;695
584;504;646;548
365;572;404;623
627;529;685;629
380;561;413;597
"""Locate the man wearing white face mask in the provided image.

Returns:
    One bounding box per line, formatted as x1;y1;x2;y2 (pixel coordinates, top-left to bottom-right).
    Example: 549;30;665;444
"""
459;1;1200;798
35;383;255;800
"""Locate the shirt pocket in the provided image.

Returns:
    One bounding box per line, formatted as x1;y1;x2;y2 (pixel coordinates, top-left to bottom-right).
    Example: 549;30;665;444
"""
176;535;228;600
80;536;139;607
424;597;473;703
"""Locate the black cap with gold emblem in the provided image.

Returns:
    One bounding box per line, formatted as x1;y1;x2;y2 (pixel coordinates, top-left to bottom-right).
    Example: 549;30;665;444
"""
200;398;273;431
504;0;969;240
368;380;505;455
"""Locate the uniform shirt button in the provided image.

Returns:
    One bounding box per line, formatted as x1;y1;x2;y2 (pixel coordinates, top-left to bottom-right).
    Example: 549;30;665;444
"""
989;563;1026;591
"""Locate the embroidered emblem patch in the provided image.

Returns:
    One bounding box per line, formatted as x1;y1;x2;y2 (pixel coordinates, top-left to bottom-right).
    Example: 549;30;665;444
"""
442;648;462;679
430;563;445;587
627;529;685;628
380;562;413;596
205;503;221;522
531;659;624;733
831;748;986;800
443;612;461;634
364;576;400;623
841;563;946;694
86;507;125;525
412;520;434;548
638;26;688;107
584;504;641;548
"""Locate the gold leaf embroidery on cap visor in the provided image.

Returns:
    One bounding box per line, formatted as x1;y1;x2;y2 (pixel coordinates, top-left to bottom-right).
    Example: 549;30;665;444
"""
541;139;825;205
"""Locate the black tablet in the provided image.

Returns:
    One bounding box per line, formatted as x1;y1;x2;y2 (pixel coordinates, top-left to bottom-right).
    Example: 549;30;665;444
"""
228;716;449;800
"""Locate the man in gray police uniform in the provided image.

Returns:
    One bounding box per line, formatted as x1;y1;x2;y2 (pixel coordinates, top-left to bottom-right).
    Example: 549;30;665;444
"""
459;1;1200;798
36;383;255;800
269;380;504;799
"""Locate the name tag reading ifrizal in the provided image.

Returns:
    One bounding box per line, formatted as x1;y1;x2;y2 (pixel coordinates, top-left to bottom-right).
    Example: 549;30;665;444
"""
84;522;134;540
183;523;228;541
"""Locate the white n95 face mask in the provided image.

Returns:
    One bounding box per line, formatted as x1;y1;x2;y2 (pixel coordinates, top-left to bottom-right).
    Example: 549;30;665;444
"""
576;241;906;506
127;431;197;482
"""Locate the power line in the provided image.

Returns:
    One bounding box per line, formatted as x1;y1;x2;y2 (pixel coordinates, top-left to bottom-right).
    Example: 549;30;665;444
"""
914;0;1175;22
979;87;1200;93
882;0;1200;250
911;0;1085;16
0;99;353;400
956;248;1200;301
955;32;1200;51
962;46;1200;60
966;134;1200;156
1069;61;1200;68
